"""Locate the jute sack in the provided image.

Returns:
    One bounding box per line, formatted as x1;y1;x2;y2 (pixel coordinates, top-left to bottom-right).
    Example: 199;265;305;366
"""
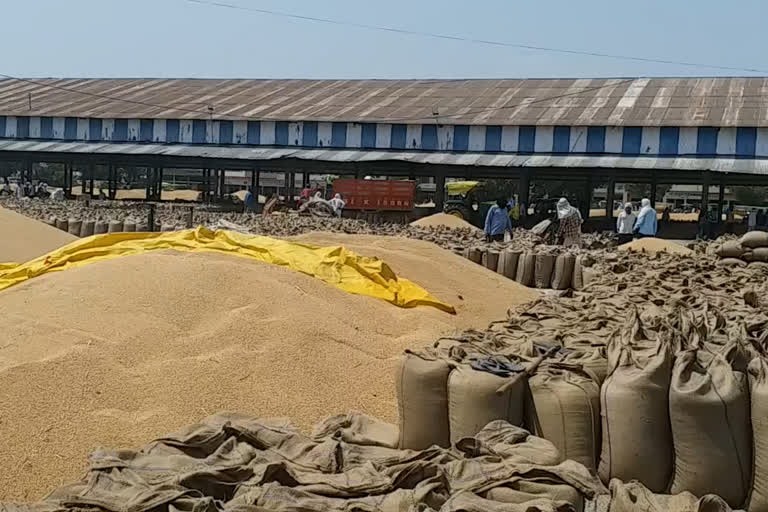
716;240;745;259
108;220;124;233
80;220;95;237
525;364;601;472
564;348;608;386
498;249;520;279
572;255;585;290
550;253;576;290
598;337;673;491
485;481;584;512
535;253;556;289
448;365;524;444
468;247;483;264
750;247;768;262
55;218;68;232
670;352;751;508
741;231;768;249
609;480;735;512
94;221;108;234
581;267;601;287
136;222;149;232
484;250;500;272
396;352;451;450
123;221;136;232
515;252;536;287
749;357;768;512
718;258;747;268
67;219;82;237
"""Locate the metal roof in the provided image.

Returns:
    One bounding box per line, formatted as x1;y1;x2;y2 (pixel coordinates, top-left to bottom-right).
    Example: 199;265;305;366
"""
2;139;768;175
2;77;768;127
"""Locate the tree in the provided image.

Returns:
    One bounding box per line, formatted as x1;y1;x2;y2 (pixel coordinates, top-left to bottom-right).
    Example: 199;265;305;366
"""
733;186;768;206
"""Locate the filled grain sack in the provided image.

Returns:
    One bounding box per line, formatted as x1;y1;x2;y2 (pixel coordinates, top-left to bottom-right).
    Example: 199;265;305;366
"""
55;218;68;232
669;352;751;508
497;249;520;279
535;253;556;289
550;253;576;290
716;240;745;259
525;364;600;472
749;357;768;512
94;221;108;234
483;250;500;272
515;252;536;287
79;220;95;237
123;221;136;232
136;222;149;232
598;334;673;491
572;255;585;290
750;247;768;262
609;480;735;512
396;352;451;450
718;258;747;268
741;231;768;249
564;348;608;386
67;219;82;237
447;364;524;444
108;220;124;233
468;247;483;264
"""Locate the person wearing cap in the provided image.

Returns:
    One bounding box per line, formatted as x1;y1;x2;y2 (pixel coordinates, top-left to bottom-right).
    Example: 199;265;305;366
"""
634;198;658;238
616;202;636;245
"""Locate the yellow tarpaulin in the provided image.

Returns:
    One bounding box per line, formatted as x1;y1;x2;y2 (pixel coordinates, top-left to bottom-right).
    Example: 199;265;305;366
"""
0;227;455;314
445;181;481;196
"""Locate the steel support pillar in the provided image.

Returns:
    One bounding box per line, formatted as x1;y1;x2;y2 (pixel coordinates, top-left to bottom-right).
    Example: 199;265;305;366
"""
255;171;261;202
717;182;726;222
434;172;446;212
650;173;658;207
606;177;616;220
218;168;225;199
519;171;530;219
582;177;592;220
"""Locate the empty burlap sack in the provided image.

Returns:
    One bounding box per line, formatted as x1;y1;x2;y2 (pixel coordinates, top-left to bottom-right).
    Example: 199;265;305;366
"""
484;250;500;272
397;352;451;449
563;348;608;386
749;357;768;512
716;240;745;259
94;221;108;234
670;352;751;508
741;231;768;249
80;220;95;237
550;253;575;290
535;253;556;289
599;332;673;491
67;219;82;237
525;364;600;472
448;365;524;444
498;249;521;279
485;481;584;512
516;252;536;287
718;258;747;267
609;480;735;512
581;267;601;287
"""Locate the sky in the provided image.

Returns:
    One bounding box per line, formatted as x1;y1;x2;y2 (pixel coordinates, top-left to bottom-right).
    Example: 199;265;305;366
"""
4;0;768;79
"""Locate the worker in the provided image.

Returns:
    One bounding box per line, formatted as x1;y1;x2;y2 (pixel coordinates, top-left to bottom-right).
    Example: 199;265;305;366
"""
556;197;582;247
749;209;758;232
725;206;736;234
23;180;34;197
244;187;255;212
0;177;11;196
634;198;658;238
484;198;513;242
329;193;345;218
662;206;671;223
616;202;636;245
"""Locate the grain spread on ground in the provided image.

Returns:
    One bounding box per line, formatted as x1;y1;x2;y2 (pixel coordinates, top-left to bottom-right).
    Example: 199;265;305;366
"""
617;237;693;255
0;238;537;501
0;206;76;262
410;212;480;230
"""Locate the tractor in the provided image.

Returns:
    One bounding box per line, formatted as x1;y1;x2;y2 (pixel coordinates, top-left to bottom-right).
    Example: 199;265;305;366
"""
443;181;496;228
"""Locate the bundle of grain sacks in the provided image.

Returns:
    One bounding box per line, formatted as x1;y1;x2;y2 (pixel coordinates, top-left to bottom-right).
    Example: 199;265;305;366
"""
716;231;768;268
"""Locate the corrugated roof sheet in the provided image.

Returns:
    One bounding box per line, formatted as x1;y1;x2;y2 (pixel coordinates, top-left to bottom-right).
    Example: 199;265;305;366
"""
1;77;768;127
2;139;767;175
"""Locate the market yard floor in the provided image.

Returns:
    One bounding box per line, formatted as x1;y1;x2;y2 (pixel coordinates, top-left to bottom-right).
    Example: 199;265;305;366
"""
0;238;536;501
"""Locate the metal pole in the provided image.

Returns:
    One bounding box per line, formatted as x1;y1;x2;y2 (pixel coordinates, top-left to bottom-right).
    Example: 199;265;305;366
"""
255;170;261;203
519;170;530;220
606;177;616;220
148;203;156;232
434;172;446;212
650;173;658;208
582;177;592;220
717;182;725;223
219;169;226;199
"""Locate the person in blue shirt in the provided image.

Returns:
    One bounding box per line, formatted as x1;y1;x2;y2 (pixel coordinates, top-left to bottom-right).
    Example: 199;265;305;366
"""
633;198;658;238
484;198;513;242
244;187;255;213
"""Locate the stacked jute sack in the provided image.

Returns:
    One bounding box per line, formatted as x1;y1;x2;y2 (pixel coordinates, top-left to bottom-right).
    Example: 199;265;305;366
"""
397;306;768;511
45;217;185;236
2;412;606;512
716;231;768;268
462;245;596;290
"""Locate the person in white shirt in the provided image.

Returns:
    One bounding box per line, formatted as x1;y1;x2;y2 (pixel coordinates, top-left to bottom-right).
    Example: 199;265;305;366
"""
616;202;636;244
749;210;758;232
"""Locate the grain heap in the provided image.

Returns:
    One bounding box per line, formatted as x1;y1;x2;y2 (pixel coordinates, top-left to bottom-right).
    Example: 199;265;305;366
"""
410;212;480;230
0;206;76;262
399;247;768;509
617;236;694;255
0;237;537;501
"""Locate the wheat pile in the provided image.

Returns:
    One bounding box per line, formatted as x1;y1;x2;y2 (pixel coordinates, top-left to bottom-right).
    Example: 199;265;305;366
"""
0;237;537;501
0;206;76;263
410;212;479;230
618;237;693;255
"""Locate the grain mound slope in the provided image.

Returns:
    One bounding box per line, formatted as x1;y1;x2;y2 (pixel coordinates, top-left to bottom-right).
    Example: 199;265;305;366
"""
0;206;76;262
410;212;479;230
0;240;536;501
618;237;693;255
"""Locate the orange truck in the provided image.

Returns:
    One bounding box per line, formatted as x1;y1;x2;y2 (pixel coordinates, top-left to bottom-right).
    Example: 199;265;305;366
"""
332;179;415;211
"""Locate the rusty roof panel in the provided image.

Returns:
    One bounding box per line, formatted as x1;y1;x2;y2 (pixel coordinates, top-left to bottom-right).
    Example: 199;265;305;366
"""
1;77;768;126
